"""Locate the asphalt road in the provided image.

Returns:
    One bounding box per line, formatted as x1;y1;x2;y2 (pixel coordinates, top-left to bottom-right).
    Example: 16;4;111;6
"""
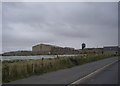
75;60;119;84
8;57;118;84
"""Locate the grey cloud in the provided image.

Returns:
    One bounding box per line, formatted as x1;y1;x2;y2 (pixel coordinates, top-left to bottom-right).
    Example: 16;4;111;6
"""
2;2;118;52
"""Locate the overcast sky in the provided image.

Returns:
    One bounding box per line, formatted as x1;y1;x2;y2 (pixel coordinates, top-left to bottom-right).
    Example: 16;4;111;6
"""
2;2;118;52
0;2;1;53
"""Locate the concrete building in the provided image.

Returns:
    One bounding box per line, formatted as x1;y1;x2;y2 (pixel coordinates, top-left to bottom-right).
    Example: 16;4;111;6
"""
32;44;58;54
103;46;118;51
103;46;119;54
32;44;79;55
81;48;103;54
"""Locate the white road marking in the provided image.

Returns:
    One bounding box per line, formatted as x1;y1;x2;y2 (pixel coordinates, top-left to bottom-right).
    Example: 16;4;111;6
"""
68;60;118;85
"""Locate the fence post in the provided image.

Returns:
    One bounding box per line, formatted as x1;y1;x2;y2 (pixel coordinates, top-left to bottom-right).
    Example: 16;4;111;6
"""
32;63;34;73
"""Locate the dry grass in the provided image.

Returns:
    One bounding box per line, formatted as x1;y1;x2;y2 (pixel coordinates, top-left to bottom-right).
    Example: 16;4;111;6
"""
2;53;115;83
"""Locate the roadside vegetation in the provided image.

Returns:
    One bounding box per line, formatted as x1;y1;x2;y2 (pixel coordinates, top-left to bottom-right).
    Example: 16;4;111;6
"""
0;61;2;84
2;52;117;83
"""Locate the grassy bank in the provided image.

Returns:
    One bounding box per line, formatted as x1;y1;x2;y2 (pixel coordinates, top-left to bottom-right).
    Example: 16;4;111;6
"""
2;53;116;83
0;61;2;84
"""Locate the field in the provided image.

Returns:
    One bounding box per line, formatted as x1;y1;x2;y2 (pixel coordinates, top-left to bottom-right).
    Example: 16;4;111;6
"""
2;53;117;83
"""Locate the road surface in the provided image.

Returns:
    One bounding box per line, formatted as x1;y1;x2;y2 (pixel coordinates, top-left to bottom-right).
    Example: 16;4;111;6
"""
71;60;119;84
7;57;118;84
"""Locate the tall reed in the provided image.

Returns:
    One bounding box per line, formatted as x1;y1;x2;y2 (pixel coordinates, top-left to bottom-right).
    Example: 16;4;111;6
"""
2;53;115;83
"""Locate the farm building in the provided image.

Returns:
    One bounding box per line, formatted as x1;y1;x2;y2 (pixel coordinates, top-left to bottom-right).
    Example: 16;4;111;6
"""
81;48;103;54
32;44;79;55
103;46;119;54
103;46;118;51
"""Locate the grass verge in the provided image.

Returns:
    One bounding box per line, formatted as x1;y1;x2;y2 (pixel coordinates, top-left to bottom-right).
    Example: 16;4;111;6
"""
2;53;116;83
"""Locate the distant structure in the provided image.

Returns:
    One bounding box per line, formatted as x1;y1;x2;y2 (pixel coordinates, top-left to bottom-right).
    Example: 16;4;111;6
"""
2;51;33;56
83;48;103;54
82;43;86;50
103;46;118;53
2;43;119;56
32;44;79;55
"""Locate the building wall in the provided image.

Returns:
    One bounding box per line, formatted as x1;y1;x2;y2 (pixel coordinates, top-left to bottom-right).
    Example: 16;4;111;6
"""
103;46;118;51
51;47;64;54
32;44;52;54
51;47;79;54
103;46;119;54
32;44;79;55
81;48;103;54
